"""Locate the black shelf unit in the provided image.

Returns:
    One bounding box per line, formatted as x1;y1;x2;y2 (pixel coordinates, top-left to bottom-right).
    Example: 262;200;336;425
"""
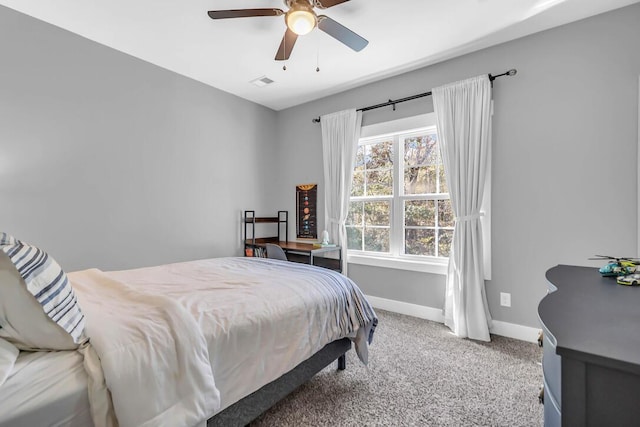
243;210;288;257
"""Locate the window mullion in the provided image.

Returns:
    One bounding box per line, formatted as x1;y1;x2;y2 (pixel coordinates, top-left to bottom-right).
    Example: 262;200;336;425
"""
360;202;365;251
392;134;402;257
434;199;439;258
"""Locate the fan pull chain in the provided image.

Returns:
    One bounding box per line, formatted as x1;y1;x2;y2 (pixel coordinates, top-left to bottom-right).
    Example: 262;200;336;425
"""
316;48;320;72
283;32;287;71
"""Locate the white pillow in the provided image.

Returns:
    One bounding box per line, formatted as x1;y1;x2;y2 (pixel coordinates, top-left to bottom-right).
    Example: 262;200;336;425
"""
0;337;19;387
0;233;85;350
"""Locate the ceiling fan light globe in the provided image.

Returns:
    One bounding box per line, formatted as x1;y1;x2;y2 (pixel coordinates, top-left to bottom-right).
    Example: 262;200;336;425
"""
286;10;316;35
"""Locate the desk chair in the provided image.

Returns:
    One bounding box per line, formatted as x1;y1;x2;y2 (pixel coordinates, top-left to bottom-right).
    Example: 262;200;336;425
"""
265;243;288;261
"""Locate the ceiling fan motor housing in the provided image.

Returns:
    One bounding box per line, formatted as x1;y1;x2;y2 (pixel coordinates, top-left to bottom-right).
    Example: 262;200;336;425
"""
285;0;318;35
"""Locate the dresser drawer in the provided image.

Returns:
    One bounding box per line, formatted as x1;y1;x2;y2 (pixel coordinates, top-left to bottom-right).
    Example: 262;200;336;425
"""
543;377;561;427
541;324;561;407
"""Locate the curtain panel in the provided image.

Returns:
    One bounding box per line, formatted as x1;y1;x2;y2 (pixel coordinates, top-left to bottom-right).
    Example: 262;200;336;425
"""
433;75;493;341
320;109;362;275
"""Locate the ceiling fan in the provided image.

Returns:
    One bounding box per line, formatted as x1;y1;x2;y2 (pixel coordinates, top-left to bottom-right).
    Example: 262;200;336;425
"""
207;0;368;61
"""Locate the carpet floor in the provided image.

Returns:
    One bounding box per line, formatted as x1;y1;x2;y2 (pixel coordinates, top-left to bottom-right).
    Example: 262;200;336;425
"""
252;310;543;427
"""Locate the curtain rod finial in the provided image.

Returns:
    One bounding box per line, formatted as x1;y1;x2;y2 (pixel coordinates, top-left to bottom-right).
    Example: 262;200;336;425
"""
312;117;321;123
507;69;517;76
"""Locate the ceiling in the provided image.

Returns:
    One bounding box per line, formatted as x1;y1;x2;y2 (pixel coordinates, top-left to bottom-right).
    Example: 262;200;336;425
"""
1;0;638;111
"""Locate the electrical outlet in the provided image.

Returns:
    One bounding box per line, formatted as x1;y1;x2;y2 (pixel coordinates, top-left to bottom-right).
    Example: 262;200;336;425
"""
500;292;511;307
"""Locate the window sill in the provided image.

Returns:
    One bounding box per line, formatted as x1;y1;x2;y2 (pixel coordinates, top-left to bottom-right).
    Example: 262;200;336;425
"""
347;254;448;275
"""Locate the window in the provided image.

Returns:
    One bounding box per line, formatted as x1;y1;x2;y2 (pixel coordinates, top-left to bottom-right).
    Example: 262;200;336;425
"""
347;118;453;268
346;113;491;277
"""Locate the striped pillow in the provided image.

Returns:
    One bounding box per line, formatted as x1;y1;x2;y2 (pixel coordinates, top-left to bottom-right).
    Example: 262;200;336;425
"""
0;232;85;350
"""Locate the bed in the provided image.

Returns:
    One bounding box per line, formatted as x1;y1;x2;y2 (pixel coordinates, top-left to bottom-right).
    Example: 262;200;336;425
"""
0;234;377;427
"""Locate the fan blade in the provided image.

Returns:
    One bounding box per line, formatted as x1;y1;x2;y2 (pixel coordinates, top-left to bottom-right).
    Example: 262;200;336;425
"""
275;29;298;61
318;15;368;52
314;0;350;9
207;9;284;19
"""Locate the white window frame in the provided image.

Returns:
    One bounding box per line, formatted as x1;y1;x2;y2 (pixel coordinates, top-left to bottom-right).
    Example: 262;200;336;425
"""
348;113;492;277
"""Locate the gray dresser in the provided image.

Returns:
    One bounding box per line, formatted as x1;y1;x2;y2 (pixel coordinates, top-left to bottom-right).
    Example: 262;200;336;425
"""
538;265;640;426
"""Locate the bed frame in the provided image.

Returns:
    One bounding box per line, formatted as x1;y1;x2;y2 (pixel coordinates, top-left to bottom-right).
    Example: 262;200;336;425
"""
207;338;351;426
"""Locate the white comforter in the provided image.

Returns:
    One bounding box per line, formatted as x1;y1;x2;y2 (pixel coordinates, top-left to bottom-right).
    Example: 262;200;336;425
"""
70;269;220;427
70;257;377;426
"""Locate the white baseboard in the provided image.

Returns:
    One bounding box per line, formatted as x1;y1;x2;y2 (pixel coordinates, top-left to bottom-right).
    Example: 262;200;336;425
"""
365;295;539;344
489;320;541;344
365;295;445;323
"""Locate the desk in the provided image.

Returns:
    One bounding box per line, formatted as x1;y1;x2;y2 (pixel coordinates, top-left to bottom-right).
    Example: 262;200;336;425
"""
246;240;341;271
280;241;341;272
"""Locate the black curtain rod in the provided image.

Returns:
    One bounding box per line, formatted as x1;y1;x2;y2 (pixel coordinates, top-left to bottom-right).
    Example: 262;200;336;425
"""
311;68;517;123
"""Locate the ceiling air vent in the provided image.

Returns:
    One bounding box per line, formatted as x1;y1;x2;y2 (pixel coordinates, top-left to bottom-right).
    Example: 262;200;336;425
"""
250;76;275;87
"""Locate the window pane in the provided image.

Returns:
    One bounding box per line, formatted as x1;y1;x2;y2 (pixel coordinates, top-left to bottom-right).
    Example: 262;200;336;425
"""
439;229;453;258
347;226;363;250
404;229;435;256
404;165;437;194
366;170;392;196
354;146;365;172
365;141;393;169
438;199;454;227
438;164;448;194
404;134;438;167
351;171;364;197
364;228;390;252
364;201;390;226
405;200;435;227
347;201;363;226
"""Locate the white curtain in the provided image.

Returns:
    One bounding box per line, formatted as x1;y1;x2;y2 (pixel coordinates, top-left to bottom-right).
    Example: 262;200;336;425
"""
321;109;362;275
433;75;493;341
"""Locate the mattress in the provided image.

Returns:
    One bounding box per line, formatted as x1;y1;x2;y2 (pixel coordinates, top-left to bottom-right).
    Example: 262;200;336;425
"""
0;350;92;427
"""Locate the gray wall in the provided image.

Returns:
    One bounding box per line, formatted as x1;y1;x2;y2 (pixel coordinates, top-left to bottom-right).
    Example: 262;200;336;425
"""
274;4;640;328
0;6;278;271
